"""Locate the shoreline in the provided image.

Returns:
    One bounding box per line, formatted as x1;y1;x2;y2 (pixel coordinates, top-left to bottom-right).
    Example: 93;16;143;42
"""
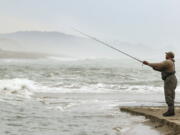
120;106;180;135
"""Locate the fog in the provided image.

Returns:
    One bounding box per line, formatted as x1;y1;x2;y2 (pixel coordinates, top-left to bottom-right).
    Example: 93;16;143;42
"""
1;1;180;135
0;0;180;60
0;31;179;61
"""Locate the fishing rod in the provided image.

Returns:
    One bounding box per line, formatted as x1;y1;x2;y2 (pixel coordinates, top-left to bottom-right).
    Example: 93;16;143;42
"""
73;28;143;63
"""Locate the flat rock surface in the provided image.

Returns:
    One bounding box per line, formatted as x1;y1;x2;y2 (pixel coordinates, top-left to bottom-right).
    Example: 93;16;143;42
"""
120;107;180;134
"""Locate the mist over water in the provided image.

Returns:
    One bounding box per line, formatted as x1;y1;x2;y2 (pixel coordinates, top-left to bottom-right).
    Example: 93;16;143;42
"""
1;0;180;134
0;58;179;135
1;31;179;60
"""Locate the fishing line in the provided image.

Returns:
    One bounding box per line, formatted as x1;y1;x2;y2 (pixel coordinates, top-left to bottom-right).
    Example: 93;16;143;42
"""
72;28;143;63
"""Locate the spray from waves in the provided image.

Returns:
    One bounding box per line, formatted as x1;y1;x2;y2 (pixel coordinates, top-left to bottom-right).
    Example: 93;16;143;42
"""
47;56;81;61
0;78;179;99
47;56;104;62
40;82;180;94
0;78;39;98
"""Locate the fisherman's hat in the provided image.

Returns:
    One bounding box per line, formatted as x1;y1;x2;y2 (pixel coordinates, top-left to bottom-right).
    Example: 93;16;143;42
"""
166;51;175;58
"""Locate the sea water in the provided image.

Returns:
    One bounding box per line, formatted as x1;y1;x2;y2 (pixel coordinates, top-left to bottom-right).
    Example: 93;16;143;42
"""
0;58;179;135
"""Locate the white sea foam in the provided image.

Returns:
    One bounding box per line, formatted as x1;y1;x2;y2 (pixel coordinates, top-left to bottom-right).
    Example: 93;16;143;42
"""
0;78;179;99
0;78;38;98
121;124;161;135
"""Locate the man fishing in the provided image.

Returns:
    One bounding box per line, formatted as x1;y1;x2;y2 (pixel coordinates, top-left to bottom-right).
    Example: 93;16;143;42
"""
74;29;177;117
143;52;177;116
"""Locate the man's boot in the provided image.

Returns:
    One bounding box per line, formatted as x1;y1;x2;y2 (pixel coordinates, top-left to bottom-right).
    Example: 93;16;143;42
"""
163;105;175;117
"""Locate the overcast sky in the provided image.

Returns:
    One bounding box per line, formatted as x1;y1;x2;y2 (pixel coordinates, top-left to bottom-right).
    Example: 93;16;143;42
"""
0;0;180;50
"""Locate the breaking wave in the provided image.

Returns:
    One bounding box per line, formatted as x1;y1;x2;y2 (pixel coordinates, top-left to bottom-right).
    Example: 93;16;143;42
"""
0;78;39;98
0;77;179;99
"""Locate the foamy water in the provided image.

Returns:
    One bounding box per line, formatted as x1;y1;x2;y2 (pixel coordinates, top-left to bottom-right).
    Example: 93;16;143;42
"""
0;58;179;135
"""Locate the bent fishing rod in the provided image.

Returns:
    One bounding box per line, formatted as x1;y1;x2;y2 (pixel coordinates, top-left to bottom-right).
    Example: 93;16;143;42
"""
73;28;143;63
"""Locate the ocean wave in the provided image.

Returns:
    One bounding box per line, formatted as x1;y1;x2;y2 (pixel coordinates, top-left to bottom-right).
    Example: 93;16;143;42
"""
0;78;38;98
47;56;121;62
0;78;179;97
47;56;81;61
52;83;180;94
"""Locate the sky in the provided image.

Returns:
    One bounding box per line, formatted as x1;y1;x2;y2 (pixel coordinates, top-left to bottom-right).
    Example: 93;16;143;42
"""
0;0;180;52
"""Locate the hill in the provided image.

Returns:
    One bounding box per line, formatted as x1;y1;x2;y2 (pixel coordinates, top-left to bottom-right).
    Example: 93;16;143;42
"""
0;31;159;59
